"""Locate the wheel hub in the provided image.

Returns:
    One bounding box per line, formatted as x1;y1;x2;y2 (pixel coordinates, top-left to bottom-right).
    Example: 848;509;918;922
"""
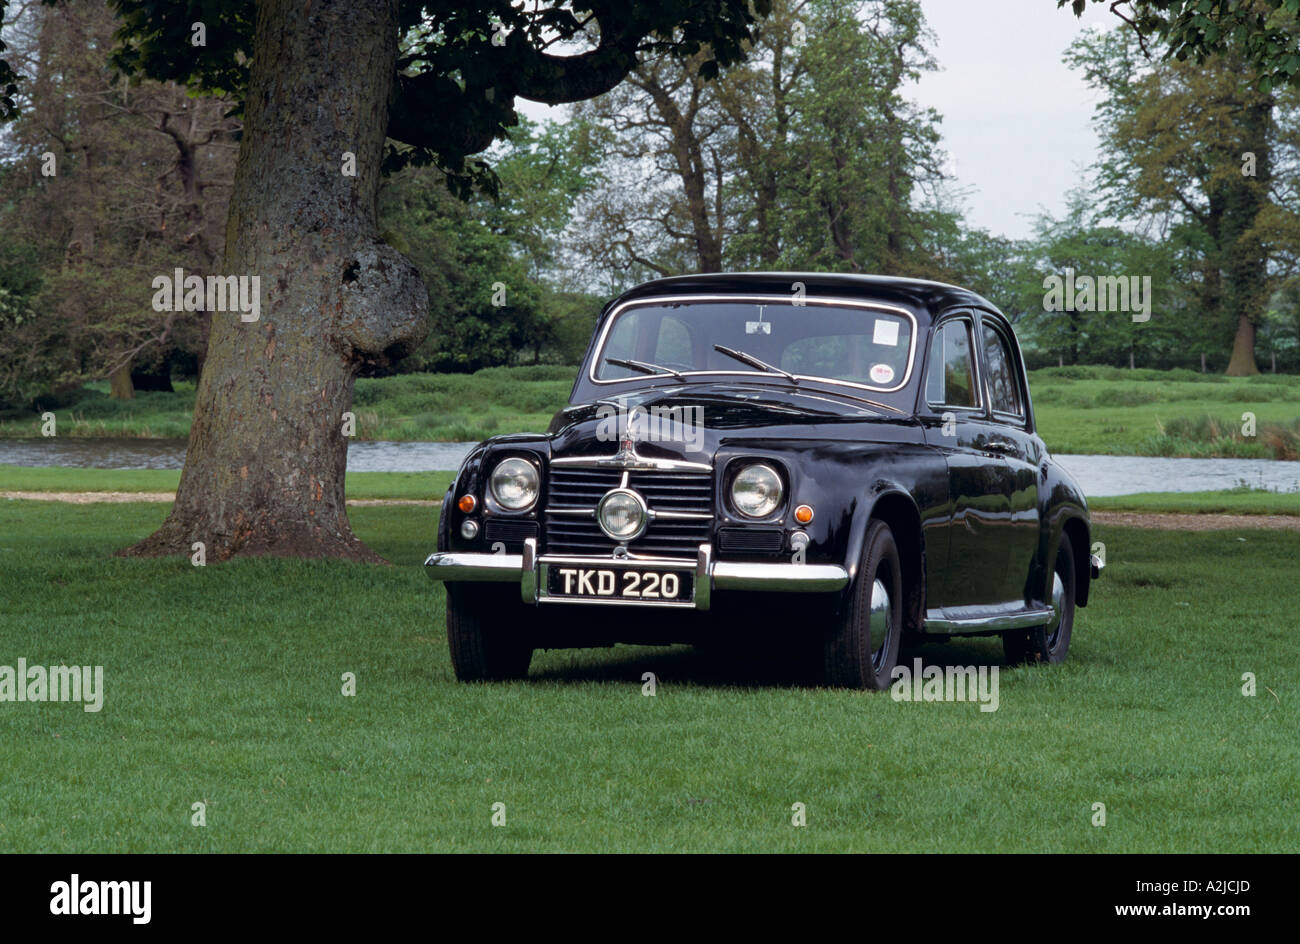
869;577;891;668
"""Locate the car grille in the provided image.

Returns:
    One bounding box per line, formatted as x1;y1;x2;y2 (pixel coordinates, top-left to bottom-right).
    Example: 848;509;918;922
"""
544;467;713;558
482;518;539;552
717;527;784;554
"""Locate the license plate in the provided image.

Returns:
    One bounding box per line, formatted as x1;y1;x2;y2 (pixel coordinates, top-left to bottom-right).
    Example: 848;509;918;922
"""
544;565;693;604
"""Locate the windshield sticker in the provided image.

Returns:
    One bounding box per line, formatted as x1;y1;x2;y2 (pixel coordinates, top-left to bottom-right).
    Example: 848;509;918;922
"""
869;363;895;385
872;319;900;347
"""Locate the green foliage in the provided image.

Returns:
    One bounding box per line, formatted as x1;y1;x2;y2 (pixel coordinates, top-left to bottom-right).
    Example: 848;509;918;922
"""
100;1;771;190
1063;1;1300;92
378;118;603;372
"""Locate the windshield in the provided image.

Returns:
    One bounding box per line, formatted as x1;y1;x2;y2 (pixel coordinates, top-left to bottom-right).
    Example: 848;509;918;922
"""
592;298;915;393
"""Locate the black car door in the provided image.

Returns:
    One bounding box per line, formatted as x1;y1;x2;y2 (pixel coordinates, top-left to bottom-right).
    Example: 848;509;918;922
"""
919;311;1017;609
975;313;1042;605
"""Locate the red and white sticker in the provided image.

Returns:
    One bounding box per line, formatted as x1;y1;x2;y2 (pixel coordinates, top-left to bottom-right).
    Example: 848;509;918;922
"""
869;363;895;385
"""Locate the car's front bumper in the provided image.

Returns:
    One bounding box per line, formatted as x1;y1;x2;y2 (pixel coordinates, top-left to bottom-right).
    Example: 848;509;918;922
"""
423;539;850;611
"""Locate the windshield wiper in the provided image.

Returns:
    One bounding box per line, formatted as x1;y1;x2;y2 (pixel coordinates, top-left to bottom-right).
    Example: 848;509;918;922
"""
605;357;686;382
712;344;798;384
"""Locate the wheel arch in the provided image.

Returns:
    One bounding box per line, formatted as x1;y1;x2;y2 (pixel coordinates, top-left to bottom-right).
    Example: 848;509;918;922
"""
1060;515;1092;607
847;489;926;638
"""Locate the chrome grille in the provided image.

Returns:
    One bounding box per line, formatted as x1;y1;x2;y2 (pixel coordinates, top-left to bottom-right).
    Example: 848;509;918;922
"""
545;467;713;558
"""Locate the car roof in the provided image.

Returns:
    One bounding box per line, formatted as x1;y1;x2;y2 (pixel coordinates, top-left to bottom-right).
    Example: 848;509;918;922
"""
606;272;999;322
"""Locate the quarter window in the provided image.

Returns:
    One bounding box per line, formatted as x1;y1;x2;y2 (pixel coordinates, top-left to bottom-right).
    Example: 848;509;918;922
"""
981;324;1023;417
926;320;978;409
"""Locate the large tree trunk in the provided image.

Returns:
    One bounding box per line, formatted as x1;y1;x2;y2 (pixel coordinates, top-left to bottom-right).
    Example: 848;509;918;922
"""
1225;314;1260;376
108;364;135;400
120;0;427;562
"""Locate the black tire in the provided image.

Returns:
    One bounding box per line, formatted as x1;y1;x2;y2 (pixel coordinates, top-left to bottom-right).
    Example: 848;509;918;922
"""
1004;538;1076;665
824;519;904;690
446;584;534;682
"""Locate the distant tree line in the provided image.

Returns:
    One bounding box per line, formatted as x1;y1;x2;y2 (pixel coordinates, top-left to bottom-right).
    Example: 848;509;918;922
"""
3;0;1300;414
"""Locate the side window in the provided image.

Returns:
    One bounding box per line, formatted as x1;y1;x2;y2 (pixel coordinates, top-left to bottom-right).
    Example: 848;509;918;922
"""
981;323;1024;417
925;320;978;409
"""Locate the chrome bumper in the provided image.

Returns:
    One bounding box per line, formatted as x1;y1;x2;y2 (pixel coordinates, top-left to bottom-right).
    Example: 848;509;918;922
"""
423;539;850;611
1090;553;1105;580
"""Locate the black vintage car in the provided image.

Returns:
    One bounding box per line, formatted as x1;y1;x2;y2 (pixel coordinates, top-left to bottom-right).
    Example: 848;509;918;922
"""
425;273;1102;689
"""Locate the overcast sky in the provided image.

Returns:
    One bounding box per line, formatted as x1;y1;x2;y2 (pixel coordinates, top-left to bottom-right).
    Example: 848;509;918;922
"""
914;0;1116;238
517;0;1120;241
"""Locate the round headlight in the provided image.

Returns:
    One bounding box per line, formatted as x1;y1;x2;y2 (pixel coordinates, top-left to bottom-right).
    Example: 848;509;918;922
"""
489;458;539;511
597;489;648;541
731;463;783;518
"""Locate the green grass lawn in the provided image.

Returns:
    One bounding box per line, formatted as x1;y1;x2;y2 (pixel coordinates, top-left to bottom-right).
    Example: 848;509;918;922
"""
7;466;1300;517
1030;366;1300;458
0;465;454;501
5;364;1300;459
0;500;1294;852
1088;488;1300;516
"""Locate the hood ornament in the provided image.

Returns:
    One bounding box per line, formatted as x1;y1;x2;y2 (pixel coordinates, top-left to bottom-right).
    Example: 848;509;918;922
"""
550;403;713;472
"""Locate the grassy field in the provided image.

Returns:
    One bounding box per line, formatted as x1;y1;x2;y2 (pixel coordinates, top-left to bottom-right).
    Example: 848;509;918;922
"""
0;500;1294;852
1029;366;1300;459
0;465;454;501
6;465;1300;515
4;364;1300;459
0;366;573;444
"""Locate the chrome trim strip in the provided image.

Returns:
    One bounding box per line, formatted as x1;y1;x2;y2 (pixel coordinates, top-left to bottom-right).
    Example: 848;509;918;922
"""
923;607;1053;634
521;538;538;603
549;453;714;472
711;562;849;593
543;507;595;517
587;293;920;396
650;510;713;521
423;543;851;603
423;550;524;582
537;553;697;569
695;544;713;611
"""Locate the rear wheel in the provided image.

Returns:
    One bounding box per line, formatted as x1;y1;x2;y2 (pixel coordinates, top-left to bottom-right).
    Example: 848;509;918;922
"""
1004;538;1076;665
824;520;904;690
446;585;534;681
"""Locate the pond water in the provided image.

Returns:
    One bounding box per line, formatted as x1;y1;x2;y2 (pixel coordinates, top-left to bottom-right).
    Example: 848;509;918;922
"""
2;437;1298;497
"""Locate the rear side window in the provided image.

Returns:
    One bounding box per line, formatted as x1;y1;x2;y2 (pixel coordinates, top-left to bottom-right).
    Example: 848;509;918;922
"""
981;323;1023;417
926;320;978;409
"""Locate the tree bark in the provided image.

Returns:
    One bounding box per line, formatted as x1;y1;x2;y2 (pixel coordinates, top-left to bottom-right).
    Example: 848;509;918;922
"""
120;0;427;562
109;364;135;400
1225;314;1259;377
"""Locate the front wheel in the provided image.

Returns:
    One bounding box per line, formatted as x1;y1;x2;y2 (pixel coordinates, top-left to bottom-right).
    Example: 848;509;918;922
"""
446;585;534;682
824;519;904;690
1004;538;1076;665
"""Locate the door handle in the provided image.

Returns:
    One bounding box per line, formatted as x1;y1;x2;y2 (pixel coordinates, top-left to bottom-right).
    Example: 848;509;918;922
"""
985;440;1016;455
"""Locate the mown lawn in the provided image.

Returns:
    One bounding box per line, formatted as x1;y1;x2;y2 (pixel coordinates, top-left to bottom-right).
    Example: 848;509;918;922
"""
6;464;1300;517
0;500;1294;852
0;465;454;501
5;364;1300;459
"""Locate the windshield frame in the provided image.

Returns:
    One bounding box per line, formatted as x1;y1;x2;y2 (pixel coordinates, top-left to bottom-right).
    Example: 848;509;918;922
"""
587;293;920;395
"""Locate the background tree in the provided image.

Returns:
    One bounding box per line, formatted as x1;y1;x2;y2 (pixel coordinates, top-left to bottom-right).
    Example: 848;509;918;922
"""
0;0;236;408
0;0;772;561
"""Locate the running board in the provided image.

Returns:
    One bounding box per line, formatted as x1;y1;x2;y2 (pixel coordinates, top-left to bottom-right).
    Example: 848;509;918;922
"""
924;606;1053;635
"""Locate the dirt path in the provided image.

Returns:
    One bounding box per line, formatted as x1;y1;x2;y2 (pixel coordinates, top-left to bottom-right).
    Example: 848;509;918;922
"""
1090;511;1300;531
4;492;1297;529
